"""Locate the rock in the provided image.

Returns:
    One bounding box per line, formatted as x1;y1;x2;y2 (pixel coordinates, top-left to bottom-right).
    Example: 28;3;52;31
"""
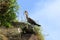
29;34;38;40
0;34;8;40
0;22;43;40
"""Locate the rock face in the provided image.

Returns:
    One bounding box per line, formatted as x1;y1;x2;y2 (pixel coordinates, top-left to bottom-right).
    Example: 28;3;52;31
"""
29;34;38;40
0;28;38;40
0;22;42;40
0;27;22;40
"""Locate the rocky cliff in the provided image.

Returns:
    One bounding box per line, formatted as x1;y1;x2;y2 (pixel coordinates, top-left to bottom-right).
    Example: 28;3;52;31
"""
0;22;44;40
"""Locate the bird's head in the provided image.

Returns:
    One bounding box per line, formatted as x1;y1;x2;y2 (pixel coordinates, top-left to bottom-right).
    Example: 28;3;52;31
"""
25;11;28;16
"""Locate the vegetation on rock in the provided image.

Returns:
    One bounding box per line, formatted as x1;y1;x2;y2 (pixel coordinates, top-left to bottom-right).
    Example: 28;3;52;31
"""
0;0;19;27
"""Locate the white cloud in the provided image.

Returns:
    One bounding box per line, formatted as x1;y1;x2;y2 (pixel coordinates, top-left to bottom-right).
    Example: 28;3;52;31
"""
34;0;60;18
31;0;60;24
31;0;60;40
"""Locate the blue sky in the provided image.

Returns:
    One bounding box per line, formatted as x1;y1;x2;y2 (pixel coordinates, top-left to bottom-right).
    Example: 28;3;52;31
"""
17;0;60;40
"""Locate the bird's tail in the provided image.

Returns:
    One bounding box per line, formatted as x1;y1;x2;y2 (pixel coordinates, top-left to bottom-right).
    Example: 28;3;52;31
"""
36;24;41;26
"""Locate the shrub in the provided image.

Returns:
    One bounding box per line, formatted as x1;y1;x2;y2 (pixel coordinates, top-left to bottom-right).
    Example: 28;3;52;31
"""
0;0;19;27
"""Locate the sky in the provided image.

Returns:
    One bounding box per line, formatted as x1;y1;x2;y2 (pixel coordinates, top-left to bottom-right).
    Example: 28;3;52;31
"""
17;0;60;40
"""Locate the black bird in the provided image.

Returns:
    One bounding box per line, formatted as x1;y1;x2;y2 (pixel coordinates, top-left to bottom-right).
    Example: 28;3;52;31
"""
24;11;41;26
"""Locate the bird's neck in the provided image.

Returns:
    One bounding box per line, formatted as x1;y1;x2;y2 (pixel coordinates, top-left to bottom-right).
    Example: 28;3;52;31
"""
26;14;28;19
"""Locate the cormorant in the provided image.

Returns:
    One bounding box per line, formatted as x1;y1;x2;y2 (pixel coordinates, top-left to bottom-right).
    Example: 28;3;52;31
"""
24;11;41;26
